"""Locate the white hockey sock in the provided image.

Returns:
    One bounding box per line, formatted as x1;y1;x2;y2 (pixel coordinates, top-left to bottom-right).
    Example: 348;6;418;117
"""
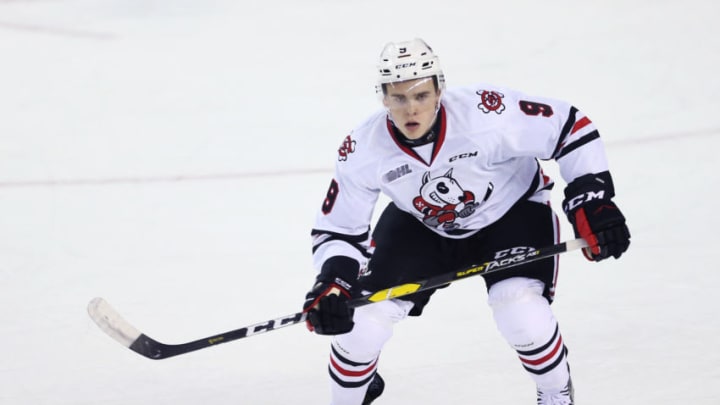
328;340;379;405
488;277;570;391
328;299;413;405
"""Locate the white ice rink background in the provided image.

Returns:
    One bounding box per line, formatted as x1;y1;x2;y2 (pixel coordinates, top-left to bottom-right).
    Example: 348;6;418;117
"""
1;0;719;403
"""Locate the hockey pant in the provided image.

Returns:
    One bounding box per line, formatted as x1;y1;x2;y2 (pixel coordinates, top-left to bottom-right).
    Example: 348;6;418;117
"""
326;277;570;404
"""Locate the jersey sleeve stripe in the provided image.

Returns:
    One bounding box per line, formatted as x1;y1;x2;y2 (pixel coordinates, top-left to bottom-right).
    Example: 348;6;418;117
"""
311;228;372;258
554;130;600;160
571;116;592;134
551;106;579;158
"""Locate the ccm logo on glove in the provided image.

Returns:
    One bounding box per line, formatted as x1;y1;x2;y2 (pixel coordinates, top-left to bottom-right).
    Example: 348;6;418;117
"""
563;190;607;212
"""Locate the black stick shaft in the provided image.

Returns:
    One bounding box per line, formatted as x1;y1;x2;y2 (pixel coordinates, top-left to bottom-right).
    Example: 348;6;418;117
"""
89;238;587;359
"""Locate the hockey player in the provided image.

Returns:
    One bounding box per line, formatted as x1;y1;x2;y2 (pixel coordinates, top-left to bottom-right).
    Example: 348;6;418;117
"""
303;38;630;404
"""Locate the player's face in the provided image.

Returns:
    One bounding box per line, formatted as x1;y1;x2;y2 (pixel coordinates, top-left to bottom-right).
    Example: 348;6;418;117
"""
383;78;441;139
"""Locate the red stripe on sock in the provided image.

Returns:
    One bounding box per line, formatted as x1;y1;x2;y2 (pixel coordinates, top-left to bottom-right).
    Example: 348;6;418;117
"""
519;336;563;366
329;356;377;377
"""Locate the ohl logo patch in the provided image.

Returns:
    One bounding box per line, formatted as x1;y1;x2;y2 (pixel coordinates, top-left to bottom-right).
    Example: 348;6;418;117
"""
338;135;356;161
476;90;506;114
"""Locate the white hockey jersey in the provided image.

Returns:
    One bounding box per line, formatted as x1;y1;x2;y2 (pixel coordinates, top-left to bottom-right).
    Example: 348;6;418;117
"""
311;84;609;271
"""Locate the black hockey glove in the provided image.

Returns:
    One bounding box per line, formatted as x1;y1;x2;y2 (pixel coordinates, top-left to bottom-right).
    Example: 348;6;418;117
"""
563;171;631;261
303;256;360;335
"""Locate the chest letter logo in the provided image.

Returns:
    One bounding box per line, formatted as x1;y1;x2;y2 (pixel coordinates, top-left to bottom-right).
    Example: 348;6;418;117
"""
338;135;356;161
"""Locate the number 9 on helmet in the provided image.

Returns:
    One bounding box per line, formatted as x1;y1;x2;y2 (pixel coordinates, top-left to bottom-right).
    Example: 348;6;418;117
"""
376;38;446;95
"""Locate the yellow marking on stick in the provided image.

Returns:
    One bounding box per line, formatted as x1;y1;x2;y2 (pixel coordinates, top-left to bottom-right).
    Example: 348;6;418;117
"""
456;264;486;277
208;336;224;345
367;283;422;302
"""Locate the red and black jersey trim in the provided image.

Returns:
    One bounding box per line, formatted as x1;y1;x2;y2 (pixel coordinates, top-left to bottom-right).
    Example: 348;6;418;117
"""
386;106;447;166
518;161;554;201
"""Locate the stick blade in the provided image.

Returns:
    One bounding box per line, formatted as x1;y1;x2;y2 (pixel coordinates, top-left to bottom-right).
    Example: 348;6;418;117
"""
87;297;142;348
88;298;179;360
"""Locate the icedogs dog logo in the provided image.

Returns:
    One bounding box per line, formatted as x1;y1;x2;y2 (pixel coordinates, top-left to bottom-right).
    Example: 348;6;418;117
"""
412;169;485;231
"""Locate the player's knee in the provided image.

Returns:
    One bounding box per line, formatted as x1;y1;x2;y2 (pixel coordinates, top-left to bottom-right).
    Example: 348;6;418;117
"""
488;277;545;306
333;299;412;359
487;277;555;346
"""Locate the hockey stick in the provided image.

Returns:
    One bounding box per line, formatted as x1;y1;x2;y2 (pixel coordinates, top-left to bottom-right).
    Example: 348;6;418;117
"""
87;238;587;360
354;237;587;306
87;297;306;360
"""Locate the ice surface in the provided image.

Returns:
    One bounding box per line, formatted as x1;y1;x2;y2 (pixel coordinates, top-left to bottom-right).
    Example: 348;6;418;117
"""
1;0;719;403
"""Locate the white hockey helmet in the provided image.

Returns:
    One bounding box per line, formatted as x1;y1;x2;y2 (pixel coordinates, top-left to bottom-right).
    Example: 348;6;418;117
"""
376;38;445;94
